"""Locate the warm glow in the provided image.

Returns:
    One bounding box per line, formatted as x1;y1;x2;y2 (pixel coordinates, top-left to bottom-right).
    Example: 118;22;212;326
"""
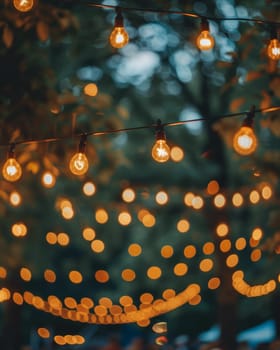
199;259;214;272
203;242;215;255
189;294;201;306
82;227;96;241
147;266;162;280
184;192;195;206
95;209;109;224
44;269;56;283
232;192;244;207
142;213;156;227
216;223;229;237
162;289;176;300
249;190;260;204
69;270;83;284
110;27;129;48
252;227;263;241
118;211;132;226
155;191;169;205
191;196;204;209
13;292;23;305
69;152;89;176
57;232;70;246
226;254;239;267
64;297;77;309
46;232;57;245
219;239;231;253
184;245;196;258
214;194;226;208
161;245;174;258
84;83;98;96
261;185;272;200
83;182;96;196
197;30;215;50
235;237;247;250
99;297;113;308
119;295;133;306
91;239;105;253
251;249;262;262
173;263;188;276
267;38;280;60
2;158;22;182
13;0;34;12
207;180;220;195
177;219;190;233
37;328;50;339
122;188;136;203
0;267;7;279
152;139;170;163
140;293;154;304
42;171;56;188
128;243;142;257
208;277;221;290
170;146;184;162
233;126;257;156
122;269;136;282
11;222;27;237
62;206;74;220
9;191;21;206
20;267;32;282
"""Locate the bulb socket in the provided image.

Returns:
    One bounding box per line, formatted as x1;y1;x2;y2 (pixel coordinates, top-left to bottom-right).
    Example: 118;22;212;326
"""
155;119;166;141
114;7;124;28
243;105;255;128
78;135;87;153
201;18;210;32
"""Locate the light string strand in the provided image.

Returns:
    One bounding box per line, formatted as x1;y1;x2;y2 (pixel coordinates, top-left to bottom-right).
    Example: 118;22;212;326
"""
2;105;280;148
84;2;280;26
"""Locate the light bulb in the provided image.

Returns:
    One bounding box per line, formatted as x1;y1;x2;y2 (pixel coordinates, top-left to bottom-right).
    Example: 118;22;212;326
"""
233;126;257;156
110;27;129;48
267;38;280;60
109;8;129;49
152;140;170;163
197;19;214;50
69;152;89;176
13;0;34;12
2;158;22;182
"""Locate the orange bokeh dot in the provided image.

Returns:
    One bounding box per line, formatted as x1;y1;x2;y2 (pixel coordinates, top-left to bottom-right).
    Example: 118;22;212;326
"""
64;297;77;309
91;239;105;253
142;214;156;227
232;192;244;207
251;249;262;262
119;295;133;306
235;237;247;250
118;211;132;226
99;297;113;308
122;269;136;282
155;191;169;205
44;269;56;283
202;242;215;255
219;239;231;253
84;83;98;96
95;270;109;283
95;305;108;317
13;292;23;305
226;254;239;267
147;266;162;280
208;277;221;290
162;289;176;300
128;243;142;257
170;146;184;162
122;188;136;203
140;293;154;304
161;245;174;258
57;232;70;246
184;245;196;258
37;328;50;339
83;227;96;241
20;267;32;282
0;267;7;279
214;194;226;208
46;232;57;245
174;263;188;276
184;192;195;206
95;209;109;224
177;219;190;233
207;180;220;195
69;270;83;284
199;259;214;272
216;223;229;237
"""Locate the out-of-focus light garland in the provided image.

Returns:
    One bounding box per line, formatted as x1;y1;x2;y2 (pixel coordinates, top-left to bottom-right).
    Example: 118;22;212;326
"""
1;105;280;181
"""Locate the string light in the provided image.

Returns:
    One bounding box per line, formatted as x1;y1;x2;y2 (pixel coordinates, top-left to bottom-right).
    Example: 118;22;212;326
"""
151;119;170;163
2;144;22;182
267;27;280;60
196;18;215;50
13;0;34;12
233;106;258;156
109;7;129;49
69;135;89;176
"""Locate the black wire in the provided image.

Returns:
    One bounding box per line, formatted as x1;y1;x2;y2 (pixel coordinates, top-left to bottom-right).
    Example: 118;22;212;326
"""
84;1;280;25
2;106;279;148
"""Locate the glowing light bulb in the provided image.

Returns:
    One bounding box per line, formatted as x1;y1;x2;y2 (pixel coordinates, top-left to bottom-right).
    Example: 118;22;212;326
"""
69;135;89;176
197;19;215;50
151;120;170;163
13;0;34;12
2;145;22;182
109;8;129;49
233;126;257;156
267;38;280;60
69;152;89;176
